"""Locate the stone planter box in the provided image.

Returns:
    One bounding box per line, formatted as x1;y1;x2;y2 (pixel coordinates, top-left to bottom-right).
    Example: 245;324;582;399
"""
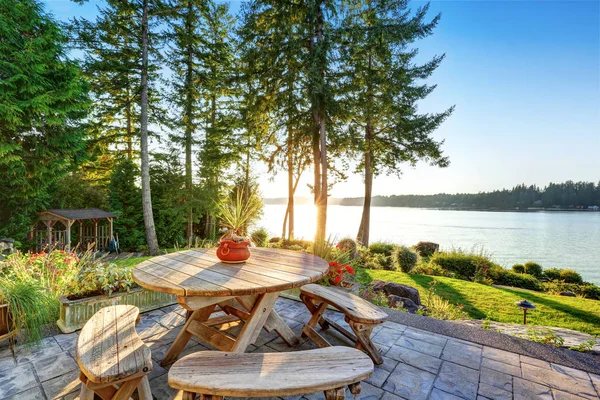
57;287;177;333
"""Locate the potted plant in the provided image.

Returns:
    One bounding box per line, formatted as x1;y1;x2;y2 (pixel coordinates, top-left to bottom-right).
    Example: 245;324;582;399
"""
215;188;262;263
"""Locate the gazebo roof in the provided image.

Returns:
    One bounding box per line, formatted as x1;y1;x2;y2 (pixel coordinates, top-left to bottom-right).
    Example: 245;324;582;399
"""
40;208;118;221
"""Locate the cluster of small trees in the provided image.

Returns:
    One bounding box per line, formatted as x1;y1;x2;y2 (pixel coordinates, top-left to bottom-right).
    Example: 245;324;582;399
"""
0;0;452;252
338;181;600;209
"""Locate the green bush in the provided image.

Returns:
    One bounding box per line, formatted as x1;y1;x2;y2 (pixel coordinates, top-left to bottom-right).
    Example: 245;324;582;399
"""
560;269;583;284
337;238;358;258
394;246;418;273
489;269;542;291
429;250;493;279
67;261;137;298
544;268;562;281
512;264;525;273
250;228;269;247
523;262;543;279
374;253;394;270
414;241;439;257
541;281;600;299
412;263;451;277
368;242;396;257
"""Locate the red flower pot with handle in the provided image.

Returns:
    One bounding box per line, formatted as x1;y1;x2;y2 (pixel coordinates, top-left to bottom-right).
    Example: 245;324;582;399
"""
216;239;251;263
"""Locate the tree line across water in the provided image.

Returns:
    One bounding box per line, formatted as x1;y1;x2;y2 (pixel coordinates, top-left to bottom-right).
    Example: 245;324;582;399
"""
1;0;454;251
334;181;600;210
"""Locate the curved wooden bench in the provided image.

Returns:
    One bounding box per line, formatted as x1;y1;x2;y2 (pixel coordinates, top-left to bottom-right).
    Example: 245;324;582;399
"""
300;284;388;365
168;347;373;400
76;305;153;400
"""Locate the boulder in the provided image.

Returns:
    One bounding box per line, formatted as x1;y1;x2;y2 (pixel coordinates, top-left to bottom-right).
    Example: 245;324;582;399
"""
559;291;577;297
370;280;421;306
387;295;420;314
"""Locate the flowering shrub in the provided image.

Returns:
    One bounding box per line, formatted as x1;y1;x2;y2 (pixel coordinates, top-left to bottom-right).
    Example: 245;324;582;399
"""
324;261;355;286
67;261;136;298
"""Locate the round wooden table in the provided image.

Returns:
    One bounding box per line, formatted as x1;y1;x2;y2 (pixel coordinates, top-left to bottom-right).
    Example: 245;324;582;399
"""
133;247;329;366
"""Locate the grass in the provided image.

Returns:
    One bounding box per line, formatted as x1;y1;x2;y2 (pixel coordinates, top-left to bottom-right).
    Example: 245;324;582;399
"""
365;269;600;335
110;256;152;268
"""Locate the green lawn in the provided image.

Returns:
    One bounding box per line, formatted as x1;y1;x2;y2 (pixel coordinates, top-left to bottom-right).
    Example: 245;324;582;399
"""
111;256;152;268
365;269;600;335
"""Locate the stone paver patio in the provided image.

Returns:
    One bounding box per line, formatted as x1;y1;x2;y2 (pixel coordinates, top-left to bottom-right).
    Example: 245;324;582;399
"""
0;297;599;400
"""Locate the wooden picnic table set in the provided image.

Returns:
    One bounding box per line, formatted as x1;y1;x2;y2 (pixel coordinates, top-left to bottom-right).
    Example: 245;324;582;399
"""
73;248;389;400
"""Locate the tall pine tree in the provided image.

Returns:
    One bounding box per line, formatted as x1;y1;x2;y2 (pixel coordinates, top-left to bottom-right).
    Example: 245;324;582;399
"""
0;0;89;240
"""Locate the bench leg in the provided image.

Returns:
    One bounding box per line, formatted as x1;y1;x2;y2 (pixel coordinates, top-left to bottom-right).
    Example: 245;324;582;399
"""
300;294;329;330
349;382;362;395
324;387;346;400
113;377;142;400
137;375;152;400
349;320;383;365
182;391;196;400
200;395;224;400
79;383;94;400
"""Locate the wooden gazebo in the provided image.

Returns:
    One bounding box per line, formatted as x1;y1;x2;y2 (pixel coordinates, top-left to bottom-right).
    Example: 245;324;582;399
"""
35;208;117;252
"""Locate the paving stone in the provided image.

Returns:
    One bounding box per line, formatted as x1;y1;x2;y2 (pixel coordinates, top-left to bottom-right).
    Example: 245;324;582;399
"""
149;372;183;400
590;374;600;396
521;363;597;400
0;362;38;398
366;366;391;387
402;329;447;348
482;346;520;366
41;368;80;399
151;341;207;365
449;337;482;348
551;363;591;381
372;327;404;347
0;345;13;360
53;332;78;352
553;389;592;400
477;383;512;400
441;340;482;370
137;314;171;340
155;310;187;329
477;397;492;400
15;336;62;364
0;354;16;373
382;362;436;400
520;354;551;369
479;367;512;392
429;388;465;400
395;336;443;358
147;359;168;381
480;357;521;377
377;356;399;373
513;378;553;400
380;391;406;400
1;385;45;400
33;350;79;382
433;361;479;400
303;382;384;400
385;345;442;374
381;321;408;332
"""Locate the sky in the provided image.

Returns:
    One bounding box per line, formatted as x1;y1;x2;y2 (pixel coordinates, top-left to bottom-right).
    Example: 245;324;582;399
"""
45;0;600;198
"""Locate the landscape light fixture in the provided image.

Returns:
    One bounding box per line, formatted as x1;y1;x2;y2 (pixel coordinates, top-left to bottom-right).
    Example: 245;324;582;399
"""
515;300;536;325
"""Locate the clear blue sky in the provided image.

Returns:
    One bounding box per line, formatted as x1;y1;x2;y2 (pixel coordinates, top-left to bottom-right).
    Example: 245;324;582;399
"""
45;0;600;197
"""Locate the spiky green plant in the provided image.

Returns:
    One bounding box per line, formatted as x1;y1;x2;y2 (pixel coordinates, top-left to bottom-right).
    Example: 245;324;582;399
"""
216;189;262;240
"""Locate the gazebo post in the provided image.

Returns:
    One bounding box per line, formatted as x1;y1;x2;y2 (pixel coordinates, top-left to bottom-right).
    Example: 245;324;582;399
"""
108;217;113;239
79;221;83;249
65;220;73;252
92;218;99;250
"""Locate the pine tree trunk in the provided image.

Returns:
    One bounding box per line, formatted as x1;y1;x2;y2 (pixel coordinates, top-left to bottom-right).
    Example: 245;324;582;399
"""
287;125;294;240
184;0;194;244
140;0;159;255
126;86;133;159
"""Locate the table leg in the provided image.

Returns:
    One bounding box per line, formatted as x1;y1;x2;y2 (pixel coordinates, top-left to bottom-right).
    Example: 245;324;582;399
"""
161;305;216;367
236;293;300;347
231;292;279;352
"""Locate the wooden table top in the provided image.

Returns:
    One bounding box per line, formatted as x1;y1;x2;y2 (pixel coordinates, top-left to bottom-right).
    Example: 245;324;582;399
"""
133;248;329;297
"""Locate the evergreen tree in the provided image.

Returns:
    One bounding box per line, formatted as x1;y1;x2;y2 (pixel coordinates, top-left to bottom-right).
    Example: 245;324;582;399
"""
339;0;453;245
0;0;89;241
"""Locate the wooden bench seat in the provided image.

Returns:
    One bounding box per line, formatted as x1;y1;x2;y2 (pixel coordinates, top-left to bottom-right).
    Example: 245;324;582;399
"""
168;347;373;400
76;305;153;400
300;284;388;365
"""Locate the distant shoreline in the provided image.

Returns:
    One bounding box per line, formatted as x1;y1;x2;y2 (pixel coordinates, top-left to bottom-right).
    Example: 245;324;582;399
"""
263;198;600;213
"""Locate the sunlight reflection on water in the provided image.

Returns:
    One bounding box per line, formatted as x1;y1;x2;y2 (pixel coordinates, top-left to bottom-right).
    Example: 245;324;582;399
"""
258;204;600;284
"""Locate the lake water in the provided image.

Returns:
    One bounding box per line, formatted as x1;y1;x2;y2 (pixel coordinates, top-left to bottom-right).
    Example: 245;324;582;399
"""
258;204;600;285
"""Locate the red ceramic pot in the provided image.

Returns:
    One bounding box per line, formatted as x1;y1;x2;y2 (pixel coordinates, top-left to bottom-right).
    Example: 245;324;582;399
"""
216;239;251;263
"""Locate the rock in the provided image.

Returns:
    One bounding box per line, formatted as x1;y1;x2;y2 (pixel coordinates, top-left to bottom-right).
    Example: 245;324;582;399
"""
387;295;420;314
559;291;577;297
378;282;421;306
370;280;387;292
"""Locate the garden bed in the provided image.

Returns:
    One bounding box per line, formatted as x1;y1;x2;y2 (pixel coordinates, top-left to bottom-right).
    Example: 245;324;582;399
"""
57;287;176;333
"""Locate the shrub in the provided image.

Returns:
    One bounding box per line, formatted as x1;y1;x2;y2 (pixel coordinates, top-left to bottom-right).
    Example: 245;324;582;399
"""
512;264;525;274
368;241;396;257
429;250;493;279
414;242;439;258
250;228;269;247
544;268;562;281
490;269;542;291
412;263;452;277
560;269;583;284
374;253;394;270
394;246;418;273
269;237;281;243
336;238;358;258
523;262;543;279
67;261;137;298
